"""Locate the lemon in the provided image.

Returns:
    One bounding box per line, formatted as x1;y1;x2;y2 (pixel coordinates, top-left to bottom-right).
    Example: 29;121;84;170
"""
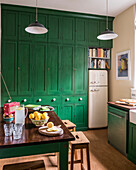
34;111;39;117
35;115;41;120
41;114;48;120
29;113;34;119
43;112;48;116
47;122;54;129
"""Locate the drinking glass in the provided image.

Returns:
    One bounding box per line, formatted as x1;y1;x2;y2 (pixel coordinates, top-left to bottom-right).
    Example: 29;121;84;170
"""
13;124;23;140
4;124;13;136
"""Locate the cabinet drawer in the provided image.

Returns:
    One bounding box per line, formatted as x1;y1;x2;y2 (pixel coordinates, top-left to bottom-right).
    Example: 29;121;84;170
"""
62;96;86;104
33;96;61;105
108;106;128;117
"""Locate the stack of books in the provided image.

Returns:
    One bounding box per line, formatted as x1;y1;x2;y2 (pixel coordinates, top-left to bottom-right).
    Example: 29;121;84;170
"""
88;48;110;58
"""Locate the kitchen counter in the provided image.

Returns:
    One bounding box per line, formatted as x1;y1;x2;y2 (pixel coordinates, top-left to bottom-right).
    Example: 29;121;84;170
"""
108;101;136;111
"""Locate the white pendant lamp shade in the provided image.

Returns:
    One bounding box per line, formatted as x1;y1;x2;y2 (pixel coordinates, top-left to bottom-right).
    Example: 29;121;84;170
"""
97;29;118;40
25;21;48;34
25;0;48;34
97;0;118;40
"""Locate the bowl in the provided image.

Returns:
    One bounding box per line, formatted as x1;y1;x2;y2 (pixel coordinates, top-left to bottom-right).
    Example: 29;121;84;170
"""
4;117;14;123
31;118;49;127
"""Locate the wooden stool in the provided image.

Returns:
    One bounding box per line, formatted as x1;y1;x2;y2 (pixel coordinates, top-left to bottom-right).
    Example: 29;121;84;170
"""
70;131;91;170
62;120;76;132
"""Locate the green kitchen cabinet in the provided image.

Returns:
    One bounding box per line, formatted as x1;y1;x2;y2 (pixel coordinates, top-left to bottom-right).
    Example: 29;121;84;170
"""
88;19;99;46
128;123;136;164
19;12;33;41
61;17;75;44
48;15;61;43
61;46;74;95
2;10;18;40
75;18;88;45
33;43;47;96
60;104;74;121
1;41;17;96
18;42;32;96
74;46;88;94
99;21;113;48
47;44;61;95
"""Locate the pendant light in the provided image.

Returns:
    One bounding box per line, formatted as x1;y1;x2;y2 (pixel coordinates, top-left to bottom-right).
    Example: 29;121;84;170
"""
25;0;48;34
97;0;118;40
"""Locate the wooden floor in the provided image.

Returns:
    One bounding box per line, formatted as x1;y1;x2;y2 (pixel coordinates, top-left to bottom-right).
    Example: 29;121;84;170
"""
1;129;136;170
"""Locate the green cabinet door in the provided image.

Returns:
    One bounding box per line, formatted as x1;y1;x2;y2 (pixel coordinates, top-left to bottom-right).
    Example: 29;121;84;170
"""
47;44;60;95
73;104;87;128
33;43;47;96
61;17;75;44
60;104;74;121
18;42;32;96
74;46;88;94
2;10;18;40
75;18;87;45
19;12;33;40
128;123;136;164
61;46;74;95
88;19;99;46
48;15;61;43
1;41;17;96
99;21;113;48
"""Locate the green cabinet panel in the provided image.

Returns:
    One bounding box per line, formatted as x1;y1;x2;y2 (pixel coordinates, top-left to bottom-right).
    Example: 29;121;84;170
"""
61;46;74;94
61;17;75;44
19;12;32;40
18;42;32;96
48;16;61;42
99;21;112;48
1;41;17;96
75;18;87;44
33;43;47;95
74;46;87;94
128;123;136;164
47;45;60;95
73;104;87;127
60;104;74;121
88;19;99;46
2;11;18;40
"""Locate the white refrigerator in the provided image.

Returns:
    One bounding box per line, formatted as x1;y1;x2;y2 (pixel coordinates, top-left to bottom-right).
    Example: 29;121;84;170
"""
88;70;108;128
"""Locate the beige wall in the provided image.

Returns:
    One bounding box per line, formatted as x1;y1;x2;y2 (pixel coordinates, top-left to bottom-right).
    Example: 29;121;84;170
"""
109;5;135;101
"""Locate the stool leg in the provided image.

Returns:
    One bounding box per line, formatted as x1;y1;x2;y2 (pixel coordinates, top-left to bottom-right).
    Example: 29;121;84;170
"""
71;145;74;170
80;149;83;170
86;144;91;170
74;149;78;160
0;164;3;170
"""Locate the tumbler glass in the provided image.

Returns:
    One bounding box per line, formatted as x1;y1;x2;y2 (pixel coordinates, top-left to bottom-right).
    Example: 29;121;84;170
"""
13;123;23;140
4;124;13;136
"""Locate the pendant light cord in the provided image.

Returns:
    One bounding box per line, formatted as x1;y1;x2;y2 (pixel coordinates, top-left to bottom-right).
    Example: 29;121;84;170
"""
36;0;38;21
106;0;108;30
0;72;12;101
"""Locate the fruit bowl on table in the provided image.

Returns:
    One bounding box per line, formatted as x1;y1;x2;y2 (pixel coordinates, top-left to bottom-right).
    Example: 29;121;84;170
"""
3;113;14;123
31;118;49;127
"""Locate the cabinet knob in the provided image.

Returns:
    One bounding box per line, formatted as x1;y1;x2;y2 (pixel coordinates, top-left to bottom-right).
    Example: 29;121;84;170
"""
38;98;42;102
8;99;11;103
66;98;69;101
23;99;27;102
52;98;56;102
79;98;82;101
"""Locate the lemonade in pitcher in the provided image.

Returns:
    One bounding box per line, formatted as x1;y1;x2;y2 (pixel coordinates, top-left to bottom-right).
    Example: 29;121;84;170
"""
15;105;28;125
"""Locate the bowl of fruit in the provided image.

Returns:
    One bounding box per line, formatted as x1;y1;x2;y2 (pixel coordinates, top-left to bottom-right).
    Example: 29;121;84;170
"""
29;111;49;127
3;113;14;123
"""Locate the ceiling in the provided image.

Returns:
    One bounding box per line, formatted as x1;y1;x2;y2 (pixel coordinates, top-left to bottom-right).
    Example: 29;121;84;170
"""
1;0;136;17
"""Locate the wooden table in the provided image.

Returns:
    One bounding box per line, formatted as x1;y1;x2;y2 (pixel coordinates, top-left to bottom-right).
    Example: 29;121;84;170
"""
0;110;75;170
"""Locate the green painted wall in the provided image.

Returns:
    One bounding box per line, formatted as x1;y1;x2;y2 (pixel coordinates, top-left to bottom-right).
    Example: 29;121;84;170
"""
1;4;114;130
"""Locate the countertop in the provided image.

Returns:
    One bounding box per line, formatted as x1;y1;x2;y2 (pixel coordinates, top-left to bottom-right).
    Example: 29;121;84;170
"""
108;102;136;111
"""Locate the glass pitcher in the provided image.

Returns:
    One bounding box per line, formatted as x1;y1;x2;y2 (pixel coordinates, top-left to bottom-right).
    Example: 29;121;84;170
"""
15;105;28;125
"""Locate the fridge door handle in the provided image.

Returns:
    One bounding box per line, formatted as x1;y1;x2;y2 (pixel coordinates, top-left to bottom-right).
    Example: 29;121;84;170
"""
108;112;124;119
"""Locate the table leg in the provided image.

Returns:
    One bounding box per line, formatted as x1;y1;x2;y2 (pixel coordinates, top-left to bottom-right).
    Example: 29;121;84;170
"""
59;142;69;170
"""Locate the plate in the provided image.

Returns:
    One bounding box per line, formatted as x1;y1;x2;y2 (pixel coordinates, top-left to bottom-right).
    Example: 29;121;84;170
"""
38;126;63;136
33;106;55;112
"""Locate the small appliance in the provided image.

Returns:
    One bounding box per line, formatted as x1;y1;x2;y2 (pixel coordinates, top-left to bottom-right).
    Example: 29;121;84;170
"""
4;102;20;115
